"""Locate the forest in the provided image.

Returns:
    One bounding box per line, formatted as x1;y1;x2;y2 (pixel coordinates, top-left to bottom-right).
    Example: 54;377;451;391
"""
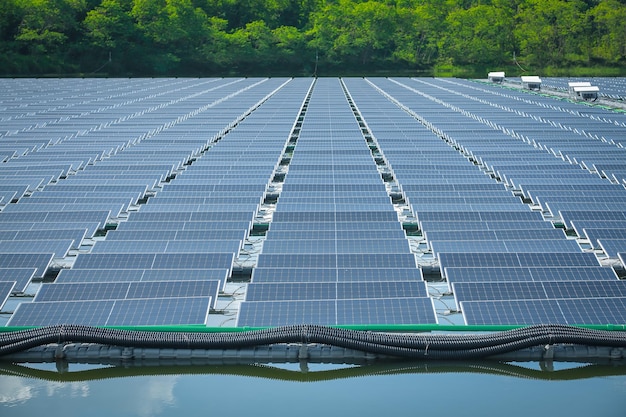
1;0;625;77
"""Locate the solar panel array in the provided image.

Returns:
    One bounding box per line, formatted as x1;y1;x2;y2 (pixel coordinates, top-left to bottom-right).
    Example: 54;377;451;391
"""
344;77;626;325
238;78;435;326
2;77;626;327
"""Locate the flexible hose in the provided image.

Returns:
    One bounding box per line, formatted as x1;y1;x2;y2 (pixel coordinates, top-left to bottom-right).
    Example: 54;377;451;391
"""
0;324;625;360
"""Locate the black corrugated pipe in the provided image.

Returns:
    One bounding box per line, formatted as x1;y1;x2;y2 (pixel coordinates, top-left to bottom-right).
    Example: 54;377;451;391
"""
1;324;625;360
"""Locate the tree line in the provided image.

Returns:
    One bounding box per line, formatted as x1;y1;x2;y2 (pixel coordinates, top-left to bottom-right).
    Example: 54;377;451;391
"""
1;0;625;77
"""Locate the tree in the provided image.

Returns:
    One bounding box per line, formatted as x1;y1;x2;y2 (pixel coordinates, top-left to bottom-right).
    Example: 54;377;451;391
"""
308;0;397;70
438;3;515;66
14;0;87;55
514;0;588;67
392;1;444;67
588;0;626;63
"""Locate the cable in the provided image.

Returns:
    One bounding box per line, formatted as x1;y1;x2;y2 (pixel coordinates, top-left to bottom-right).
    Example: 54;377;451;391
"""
1;324;625;360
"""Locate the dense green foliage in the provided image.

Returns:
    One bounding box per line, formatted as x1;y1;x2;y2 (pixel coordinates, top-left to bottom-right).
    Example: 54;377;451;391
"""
1;0;625;76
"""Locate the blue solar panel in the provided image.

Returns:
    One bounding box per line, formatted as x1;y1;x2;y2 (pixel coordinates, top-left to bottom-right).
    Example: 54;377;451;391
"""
336;298;436;325
419;220;556;231
8;300;115;326
0;281;15;309
256;254;417;268
72;253;234;270
439;252;599;275
34;282;130;301
462;298;626;325
35;280;220;304
261;239;409;254
0;268;37;293
8;293;214;326
0;253;54;281
237;300;336;326
237;297;436;326
89;240;241;254
0;239;74;257
559;210;626;228
445;266;618;285
598;239;626;258
424;229;566;241
115;221;252;231
106;229;247;241
245;281;427;301
432;239;582;256
577;228;626;247
461;299;566;325
453;281;626;305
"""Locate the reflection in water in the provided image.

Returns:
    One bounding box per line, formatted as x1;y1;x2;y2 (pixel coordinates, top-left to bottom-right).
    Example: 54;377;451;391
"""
1;360;625;417
2;359;626;382
0;377;89;407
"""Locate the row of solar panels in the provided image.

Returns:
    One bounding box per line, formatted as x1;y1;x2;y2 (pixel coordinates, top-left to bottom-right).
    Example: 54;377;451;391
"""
2;77;626;327
1;78;300;324
237;78;437;326
346;77;626;325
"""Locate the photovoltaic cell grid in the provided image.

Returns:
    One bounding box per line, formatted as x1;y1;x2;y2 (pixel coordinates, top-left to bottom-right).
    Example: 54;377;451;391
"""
238;298;436;327
461;298;626;325
237;78;437;326
34;280;221;305
7;297;212;326
4;77;626;326
343;77;626;326
0;281;16;309
453;280;626;310
2;78;312;326
246;281;428;301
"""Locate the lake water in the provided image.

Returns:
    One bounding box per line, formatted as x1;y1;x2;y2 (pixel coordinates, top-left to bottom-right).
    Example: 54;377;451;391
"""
1;361;625;416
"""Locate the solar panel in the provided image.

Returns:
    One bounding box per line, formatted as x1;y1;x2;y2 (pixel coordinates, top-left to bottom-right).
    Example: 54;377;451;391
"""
432;239;582;256
453;280;626;305
8;296;213;326
419;220;556;232
0;239;74;257
89;240;241;254
578;228;626;246
0;253;54;281
72;253;234;270
237;300;336;326
261;239;409;254
597;239;626;258
462;298;626;325
237;297;436;326
105;229;247;241
245;281;427;301
0;281;16;309
336;298;436;325
115;220;252;231
461;299;566;325
559;210;626;228
445;266;618;285
35;280;220;304
439;252;599;275
34;282;130;301
0;268;38;293
8;300;116;326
